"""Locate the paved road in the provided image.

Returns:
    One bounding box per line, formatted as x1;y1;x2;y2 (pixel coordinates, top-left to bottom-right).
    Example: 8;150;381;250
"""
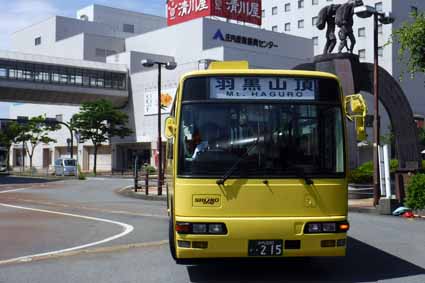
0;176;424;283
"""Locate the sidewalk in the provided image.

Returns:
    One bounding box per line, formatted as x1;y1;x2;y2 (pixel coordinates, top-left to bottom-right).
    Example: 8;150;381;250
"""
348;198;378;214
117;185;167;201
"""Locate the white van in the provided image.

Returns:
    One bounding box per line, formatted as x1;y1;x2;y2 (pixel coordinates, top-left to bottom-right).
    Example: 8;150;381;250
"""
54;158;77;176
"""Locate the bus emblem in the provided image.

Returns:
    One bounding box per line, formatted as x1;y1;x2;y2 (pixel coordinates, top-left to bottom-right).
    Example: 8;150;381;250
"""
193;195;221;207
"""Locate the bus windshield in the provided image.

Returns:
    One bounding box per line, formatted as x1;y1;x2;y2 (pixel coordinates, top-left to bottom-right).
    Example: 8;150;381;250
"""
179;103;344;178
178;76;345;178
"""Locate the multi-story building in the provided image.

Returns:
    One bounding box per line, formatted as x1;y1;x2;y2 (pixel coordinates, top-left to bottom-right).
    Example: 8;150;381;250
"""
5;4;312;172
262;0;425;155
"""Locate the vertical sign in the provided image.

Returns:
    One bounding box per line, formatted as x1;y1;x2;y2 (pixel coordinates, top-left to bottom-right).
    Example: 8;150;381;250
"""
167;0;262;26
144;89;177;116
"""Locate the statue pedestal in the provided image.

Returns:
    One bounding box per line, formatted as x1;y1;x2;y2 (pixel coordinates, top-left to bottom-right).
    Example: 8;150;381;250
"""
314;53;361;169
377;198;400;215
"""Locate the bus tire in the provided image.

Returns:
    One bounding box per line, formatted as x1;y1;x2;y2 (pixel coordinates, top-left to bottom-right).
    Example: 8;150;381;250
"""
169;216;178;261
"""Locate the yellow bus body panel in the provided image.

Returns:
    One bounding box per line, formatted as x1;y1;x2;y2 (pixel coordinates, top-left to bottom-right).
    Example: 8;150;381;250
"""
175;178;347;217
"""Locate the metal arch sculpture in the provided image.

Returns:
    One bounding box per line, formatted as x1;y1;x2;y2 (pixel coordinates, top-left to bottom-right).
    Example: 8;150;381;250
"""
316;0;364;54
357;63;421;169
293;54;421;170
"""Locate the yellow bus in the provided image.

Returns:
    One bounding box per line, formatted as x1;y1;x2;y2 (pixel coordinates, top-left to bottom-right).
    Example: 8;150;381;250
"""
165;61;365;263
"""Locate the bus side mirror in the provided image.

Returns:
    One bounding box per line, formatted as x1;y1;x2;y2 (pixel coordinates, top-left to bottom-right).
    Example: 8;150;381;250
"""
344;94;368;141
165;117;176;138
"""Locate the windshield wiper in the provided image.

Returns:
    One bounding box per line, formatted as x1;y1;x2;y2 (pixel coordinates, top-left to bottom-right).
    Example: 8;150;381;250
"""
216;137;260;186
295;167;314;185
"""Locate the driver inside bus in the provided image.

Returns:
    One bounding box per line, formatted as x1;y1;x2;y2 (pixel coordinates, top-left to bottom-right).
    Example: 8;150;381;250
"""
192;123;222;159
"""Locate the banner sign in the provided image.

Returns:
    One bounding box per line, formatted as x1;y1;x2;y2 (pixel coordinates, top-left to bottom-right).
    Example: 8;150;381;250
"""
212;0;261;26
210;77;316;100
167;0;262;26
144;88;177;116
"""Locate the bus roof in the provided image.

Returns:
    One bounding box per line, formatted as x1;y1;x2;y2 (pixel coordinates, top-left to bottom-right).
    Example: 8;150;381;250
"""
180;69;339;82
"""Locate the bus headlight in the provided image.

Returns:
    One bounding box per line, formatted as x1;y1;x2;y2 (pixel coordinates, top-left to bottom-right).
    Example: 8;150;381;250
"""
208;223;225;234
304;222;349;234
307;223;322;233
192;224;208;234
176;222;227;235
322;223;337;232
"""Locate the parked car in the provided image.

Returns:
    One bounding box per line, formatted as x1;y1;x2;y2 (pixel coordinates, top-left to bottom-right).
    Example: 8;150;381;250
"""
54;158;77;176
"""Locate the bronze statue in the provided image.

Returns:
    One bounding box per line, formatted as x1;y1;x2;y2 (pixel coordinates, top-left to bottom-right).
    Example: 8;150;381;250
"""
317;4;341;54
317;0;364;54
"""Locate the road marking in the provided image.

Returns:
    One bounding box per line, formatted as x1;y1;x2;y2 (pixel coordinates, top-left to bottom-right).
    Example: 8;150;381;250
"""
0;203;134;265
0;240;168;266
2;197;168;218
0;188;28;194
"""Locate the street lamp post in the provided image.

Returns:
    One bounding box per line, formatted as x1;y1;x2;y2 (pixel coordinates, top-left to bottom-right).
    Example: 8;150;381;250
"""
141;59;177;196
355;5;395;206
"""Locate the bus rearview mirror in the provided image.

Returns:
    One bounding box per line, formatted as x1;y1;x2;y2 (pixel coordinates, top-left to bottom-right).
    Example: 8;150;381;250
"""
165;117;176;138
344;94;368;141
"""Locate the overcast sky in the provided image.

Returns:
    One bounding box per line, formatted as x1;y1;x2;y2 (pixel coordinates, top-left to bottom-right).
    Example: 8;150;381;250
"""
0;0;165;118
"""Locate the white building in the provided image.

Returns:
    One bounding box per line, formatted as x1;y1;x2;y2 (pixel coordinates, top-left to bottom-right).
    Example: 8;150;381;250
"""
6;4;312;172
261;0;425;139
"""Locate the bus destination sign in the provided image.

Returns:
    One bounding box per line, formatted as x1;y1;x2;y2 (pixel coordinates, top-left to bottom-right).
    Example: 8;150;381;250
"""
210;77;316;100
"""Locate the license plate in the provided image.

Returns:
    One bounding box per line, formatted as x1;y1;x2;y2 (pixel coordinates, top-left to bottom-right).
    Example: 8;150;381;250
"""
248;240;283;256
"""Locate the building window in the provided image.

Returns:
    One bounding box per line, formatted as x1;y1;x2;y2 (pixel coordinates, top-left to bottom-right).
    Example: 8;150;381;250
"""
378;46;384;57
123;24;135;33
313;37;319;46
378;24;383;34
285;3;291;12
262;9;265;17
34;37;41;46
285;23;291;31
272;6;278;15
96;48;106;57
80;15;89;21
96;48;116;57
298;0;304;9
312;17;318;26
272;25;278;32
312;0;319;5
375;2;383;12
298;20;304;29
106;50;116;57
358;27;366;37
359;49;366;59
411;6;418;15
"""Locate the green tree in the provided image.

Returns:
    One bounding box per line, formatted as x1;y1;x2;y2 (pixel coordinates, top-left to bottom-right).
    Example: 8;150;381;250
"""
15;116;60;170
0;121;24;170
72;100;133;175
392;12;425;76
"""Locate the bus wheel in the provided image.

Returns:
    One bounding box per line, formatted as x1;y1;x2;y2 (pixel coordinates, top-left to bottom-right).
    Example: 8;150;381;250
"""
169;217;177;261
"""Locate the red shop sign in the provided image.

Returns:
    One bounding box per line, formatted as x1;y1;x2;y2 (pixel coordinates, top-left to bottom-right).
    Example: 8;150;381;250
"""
167;0;262;27
211;0;262;26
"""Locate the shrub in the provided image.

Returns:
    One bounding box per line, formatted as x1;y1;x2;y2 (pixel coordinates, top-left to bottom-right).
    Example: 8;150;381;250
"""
390;159;399;173
405;173;425;210
348;159;400;184
348;161;373;184
77;165;86;180
144;165;156;174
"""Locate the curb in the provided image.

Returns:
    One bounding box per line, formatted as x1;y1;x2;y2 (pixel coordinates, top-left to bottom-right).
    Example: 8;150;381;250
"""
349;206;425;219
348;206;379;214
116;186;167;201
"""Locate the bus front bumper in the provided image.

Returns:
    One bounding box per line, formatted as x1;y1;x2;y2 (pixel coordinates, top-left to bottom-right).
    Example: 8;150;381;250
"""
174;216;348;259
